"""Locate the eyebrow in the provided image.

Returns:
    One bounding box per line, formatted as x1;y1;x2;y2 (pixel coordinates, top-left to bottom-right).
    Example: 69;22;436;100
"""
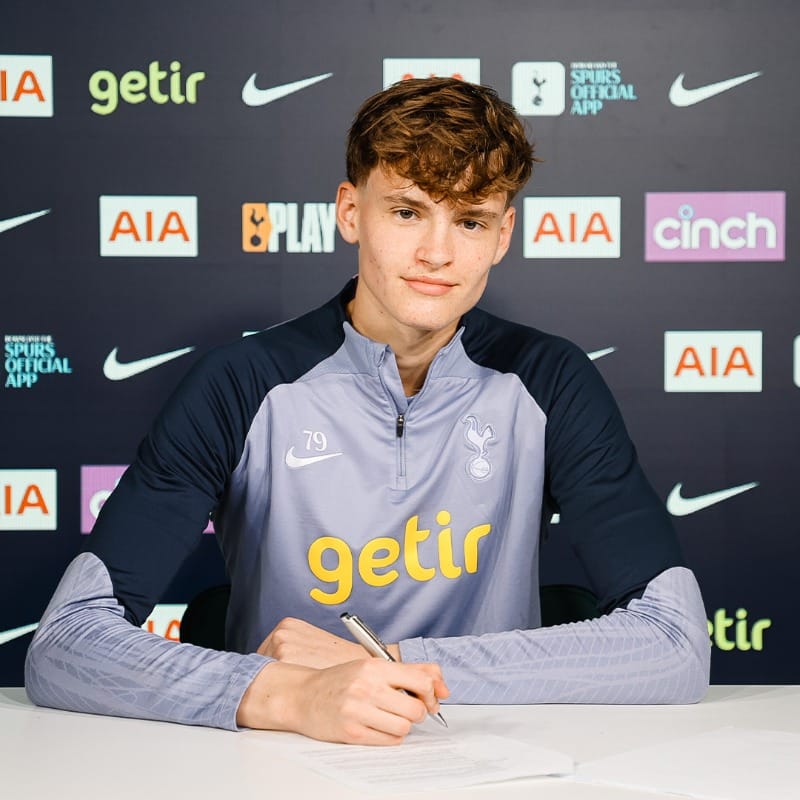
382;193;501;220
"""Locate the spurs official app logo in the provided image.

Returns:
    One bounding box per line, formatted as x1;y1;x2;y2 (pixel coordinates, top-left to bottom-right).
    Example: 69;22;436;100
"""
664;331;762;392
524;197;620;259
242;202;336;253
81;465;214;533
512;62;566;115
382;59;480;88
645;192;785;262
1;470;57;531
513;61;637;117
88;60;205;115
4;334;73;389
100;196;197;257
0;55;53;117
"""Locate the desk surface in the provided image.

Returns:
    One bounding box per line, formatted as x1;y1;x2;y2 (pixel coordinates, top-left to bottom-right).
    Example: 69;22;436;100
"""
1;685;797;799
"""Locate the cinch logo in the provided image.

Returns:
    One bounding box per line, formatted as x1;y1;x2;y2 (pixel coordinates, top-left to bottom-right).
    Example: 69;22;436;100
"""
100;196;197;257
0;469;57;531
88;60;205;116
523;197;621;259
645;191;785;262
242;202;336;253
142;604;187;640
664;331;762;392
307;511;491;605
382;58;480;88
0;55;53;117
708;608;771;651
4;334;73;389
81;464;214;534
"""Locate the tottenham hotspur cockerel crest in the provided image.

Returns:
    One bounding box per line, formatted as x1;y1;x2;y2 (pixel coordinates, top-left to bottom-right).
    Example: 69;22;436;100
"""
462;415;495;481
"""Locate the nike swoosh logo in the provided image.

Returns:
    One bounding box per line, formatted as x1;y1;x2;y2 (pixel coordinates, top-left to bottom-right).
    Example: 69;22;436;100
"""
666;481;759;516
587;347;616;361
242;72;333;107
103;346;195;381
0;209;51;235
669;71;762;107
0;623;38;646
285;447;343;469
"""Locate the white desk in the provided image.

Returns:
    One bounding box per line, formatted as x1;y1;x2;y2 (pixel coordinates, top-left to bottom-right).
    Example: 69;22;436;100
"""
1;685;797;799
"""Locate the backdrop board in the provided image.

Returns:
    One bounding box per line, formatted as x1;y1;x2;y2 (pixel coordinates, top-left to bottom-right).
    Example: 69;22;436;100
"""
1;0;797;686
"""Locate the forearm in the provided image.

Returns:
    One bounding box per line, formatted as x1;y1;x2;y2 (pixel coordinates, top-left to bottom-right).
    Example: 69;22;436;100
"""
25;553;270;730
399;566;710;705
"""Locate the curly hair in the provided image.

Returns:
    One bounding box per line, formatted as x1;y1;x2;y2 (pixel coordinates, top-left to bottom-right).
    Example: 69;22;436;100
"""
346;77;536;206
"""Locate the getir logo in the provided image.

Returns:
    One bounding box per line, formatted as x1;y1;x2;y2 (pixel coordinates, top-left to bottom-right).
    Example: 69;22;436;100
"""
242;202;336;253
0;55;52;117
1;470;56;531
100;196;197;257
88;60;205;116
665;331;762;392
523;197;620;259
382;59;480;88
645;191;785;262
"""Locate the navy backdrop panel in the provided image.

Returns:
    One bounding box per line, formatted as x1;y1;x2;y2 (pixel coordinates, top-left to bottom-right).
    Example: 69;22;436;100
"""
1;0;797;685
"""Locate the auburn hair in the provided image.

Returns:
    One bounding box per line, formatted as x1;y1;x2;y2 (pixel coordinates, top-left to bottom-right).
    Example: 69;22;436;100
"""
346;77;536;205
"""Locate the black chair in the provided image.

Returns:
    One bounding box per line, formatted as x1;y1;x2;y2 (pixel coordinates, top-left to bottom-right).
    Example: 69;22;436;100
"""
179;583;599;648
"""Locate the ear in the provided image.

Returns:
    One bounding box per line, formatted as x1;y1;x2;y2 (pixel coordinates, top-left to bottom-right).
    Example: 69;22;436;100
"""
336;181;360;244
491;205;516;266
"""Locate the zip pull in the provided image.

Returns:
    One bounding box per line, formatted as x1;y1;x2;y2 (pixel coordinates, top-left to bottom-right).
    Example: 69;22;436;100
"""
396;414;405;438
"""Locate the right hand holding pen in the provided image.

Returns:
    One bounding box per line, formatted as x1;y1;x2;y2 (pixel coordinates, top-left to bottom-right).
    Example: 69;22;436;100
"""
237;658;449;745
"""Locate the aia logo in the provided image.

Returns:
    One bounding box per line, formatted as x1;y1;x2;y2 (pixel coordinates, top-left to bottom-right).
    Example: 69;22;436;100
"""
99;196;197;257
664;331;762;392
523;197;620;259
0;469;57;530
0;55;53;117
382;59;480;88
142;604;187;640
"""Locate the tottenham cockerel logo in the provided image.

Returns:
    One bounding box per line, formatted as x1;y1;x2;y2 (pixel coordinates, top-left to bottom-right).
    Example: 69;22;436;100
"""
462;415;495;481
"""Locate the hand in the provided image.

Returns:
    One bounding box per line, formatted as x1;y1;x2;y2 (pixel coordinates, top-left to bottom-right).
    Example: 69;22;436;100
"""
237;658;450;745
257;616;368;668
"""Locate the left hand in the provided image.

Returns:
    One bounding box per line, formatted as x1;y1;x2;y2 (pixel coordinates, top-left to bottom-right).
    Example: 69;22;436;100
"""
258;617;379;668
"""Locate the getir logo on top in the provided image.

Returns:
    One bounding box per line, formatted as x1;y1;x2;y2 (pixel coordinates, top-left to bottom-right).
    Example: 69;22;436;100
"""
100;196;197;257
382;59;480;88
665;331;762;392
523;197;621;258
1;470;57;531
645;192;785;262
0;55;53;117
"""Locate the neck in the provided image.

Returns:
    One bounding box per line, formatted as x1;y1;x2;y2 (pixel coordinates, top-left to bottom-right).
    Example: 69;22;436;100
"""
346;299;457;397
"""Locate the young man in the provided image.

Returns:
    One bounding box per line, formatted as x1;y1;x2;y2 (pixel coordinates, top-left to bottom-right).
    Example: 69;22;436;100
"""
26;78;710;746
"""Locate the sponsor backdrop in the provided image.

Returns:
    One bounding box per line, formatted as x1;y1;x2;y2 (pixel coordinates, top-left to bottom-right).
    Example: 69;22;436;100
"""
1;0;797;685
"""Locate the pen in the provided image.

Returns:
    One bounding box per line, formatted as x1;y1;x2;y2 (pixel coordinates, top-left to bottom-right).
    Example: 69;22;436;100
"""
340;611;448;728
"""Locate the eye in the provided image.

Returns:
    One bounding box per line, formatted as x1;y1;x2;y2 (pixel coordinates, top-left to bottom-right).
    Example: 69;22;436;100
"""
395;208;416;221
461;218;485;231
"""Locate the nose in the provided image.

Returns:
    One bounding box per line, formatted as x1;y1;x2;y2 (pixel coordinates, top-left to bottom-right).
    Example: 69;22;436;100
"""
415;219;454;270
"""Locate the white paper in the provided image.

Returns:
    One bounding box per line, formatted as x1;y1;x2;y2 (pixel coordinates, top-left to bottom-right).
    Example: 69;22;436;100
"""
576;726;800;800
276;729;573;793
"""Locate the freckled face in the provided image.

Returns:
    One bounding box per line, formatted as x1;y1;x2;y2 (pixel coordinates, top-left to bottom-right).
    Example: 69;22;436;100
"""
336;168;515;343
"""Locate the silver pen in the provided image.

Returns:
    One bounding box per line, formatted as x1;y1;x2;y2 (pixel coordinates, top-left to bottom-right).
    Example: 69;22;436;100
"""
340;611;448;728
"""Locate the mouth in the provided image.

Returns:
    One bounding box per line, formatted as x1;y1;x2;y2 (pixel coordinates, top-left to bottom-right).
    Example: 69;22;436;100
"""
403;276;457;296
